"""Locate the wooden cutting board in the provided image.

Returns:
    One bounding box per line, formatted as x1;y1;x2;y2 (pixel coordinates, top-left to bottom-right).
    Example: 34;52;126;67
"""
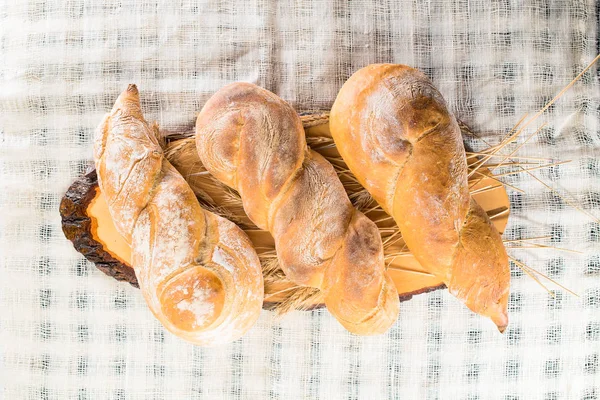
60;113;510;311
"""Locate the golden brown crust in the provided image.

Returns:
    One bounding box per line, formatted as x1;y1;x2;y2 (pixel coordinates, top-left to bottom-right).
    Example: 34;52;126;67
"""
196;83;400;335
330;64;509;331
270;150;353;287
323;211;396;333
197;84;305;230
94;85;264;346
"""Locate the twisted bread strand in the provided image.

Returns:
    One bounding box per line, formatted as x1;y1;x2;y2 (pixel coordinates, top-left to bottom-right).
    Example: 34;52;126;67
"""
330;64;510;331
94;85;264;345
196;83;400;335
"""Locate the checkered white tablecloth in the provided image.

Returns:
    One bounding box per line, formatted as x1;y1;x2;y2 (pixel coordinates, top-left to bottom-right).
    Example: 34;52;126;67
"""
0;0;599;399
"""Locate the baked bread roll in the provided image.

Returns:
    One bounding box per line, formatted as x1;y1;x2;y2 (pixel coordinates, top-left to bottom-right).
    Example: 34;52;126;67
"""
196;82;400;335
330;65;510;331
94;85;264;345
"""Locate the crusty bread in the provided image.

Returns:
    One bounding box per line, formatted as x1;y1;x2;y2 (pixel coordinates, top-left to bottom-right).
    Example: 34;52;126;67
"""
94;85;264;345
196;83;400;335
330;65;510;331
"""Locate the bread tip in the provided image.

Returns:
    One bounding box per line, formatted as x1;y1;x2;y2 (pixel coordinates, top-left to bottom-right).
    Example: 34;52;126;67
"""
492;310;509;333
115;84;141;111
127;84;138;94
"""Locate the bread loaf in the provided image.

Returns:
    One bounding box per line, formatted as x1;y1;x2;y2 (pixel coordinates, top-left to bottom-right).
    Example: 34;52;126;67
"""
330;65;510;331
196;82;400;335
94;85;264;345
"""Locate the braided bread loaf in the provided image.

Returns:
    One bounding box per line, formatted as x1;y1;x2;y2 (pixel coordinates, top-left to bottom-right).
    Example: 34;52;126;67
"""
330;65;510;331
94;85;264;345
196;83;400;335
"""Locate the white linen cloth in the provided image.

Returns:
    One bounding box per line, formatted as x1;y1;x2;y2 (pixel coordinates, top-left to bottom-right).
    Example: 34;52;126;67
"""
0;0;598;398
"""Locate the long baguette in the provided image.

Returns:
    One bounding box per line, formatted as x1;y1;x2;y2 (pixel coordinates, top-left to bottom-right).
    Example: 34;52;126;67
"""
330;65;510;331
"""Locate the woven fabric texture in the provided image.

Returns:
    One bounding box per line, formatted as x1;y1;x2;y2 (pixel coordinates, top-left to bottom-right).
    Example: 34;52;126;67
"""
0;0;599;399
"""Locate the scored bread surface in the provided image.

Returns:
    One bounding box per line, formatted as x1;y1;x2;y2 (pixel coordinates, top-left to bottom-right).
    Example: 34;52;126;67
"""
196;83;400;335
330;65;510;331
94;85;264;346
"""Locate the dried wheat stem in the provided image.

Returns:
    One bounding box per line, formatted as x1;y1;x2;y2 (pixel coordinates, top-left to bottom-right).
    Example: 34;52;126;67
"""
481;162;541;167
488;123;548;174
382;229;403;246
471;169;525;193
503;235;553;243
488;208;510;220
466;153;554;162
509;256;579;298
512;53;600;136
524;168;600;224
383;235;405;252
264;285;303;299
470;184;504;195
506;243;583;254
490;160;571;178
509;257;555;297
466;114;530;178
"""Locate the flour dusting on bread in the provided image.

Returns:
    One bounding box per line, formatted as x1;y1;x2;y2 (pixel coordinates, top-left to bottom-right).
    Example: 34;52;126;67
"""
94;85;264;346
